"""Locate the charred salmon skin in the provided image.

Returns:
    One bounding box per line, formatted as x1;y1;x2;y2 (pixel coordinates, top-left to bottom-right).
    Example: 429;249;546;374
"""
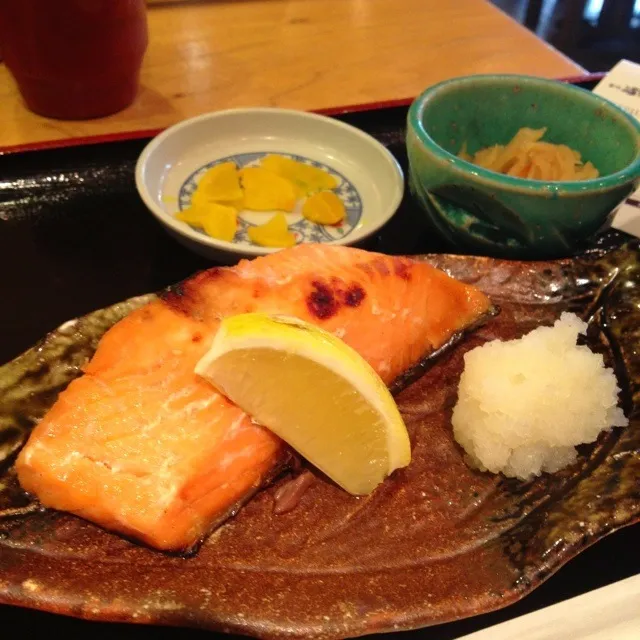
16;245;492;551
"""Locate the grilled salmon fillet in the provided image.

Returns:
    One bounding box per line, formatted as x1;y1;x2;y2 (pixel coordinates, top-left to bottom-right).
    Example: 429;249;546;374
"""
16;245;492;551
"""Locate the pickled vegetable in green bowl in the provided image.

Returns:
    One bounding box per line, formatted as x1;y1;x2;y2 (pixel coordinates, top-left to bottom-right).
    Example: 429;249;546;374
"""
407;74;640;259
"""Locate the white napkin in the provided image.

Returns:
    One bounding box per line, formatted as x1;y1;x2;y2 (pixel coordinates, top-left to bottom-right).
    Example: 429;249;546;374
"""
593;60;640;239
454;573;640;640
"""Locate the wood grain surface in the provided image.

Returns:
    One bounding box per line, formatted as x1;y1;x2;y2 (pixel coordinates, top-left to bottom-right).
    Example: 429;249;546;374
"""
0;0;583;148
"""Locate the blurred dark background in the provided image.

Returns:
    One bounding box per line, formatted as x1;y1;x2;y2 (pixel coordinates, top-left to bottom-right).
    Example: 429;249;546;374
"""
492;0;640;71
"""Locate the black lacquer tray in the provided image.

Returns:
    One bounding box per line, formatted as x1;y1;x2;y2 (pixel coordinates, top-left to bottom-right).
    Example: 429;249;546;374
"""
0;77;638;640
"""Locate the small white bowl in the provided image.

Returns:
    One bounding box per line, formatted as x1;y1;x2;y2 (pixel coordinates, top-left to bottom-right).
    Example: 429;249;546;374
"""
135;107;404;261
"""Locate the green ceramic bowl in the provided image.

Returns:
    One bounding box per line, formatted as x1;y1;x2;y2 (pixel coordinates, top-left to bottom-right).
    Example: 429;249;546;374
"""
407;74;640;258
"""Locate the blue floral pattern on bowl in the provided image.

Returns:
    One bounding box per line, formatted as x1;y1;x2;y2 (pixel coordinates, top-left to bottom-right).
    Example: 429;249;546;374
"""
177;152;362;246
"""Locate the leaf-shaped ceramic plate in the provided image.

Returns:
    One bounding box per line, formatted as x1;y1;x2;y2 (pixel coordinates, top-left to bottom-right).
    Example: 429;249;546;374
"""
0;241;638;639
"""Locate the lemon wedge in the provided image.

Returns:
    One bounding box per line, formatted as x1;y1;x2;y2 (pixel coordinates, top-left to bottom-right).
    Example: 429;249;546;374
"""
195;313;411;495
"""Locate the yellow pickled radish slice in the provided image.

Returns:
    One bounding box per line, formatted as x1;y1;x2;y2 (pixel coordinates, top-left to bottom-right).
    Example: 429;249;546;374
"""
191;185;244;212
175;206;207;228
247;213;296;248
181;202;238;242
176;201;238;242
240;166;297;212
261;154;337;195
196;161;243;202
302;191;346;225
201;203;237;242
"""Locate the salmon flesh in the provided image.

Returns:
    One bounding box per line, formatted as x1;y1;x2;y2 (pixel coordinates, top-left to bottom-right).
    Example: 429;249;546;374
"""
16;245;492;551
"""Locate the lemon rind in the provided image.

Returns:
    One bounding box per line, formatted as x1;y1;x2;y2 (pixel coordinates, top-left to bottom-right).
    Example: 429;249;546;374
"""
195;313;411;475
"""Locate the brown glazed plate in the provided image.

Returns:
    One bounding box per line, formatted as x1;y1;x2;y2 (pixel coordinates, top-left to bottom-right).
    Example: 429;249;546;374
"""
0;239;638;639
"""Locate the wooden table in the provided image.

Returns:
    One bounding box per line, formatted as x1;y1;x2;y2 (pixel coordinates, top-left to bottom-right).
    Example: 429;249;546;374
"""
0;0;583;149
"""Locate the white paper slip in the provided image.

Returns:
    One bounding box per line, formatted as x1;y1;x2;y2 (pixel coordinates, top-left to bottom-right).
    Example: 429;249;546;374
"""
593;60;640;238
593;59;640;121
612;198;640;238
454;574;640;640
